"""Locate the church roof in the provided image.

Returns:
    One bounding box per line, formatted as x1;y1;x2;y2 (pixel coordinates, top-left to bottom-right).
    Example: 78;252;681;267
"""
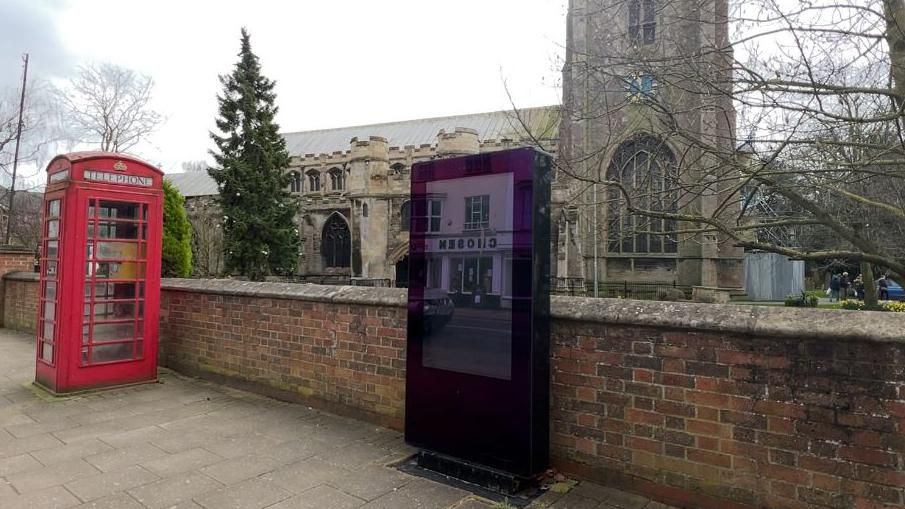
282;106;560;156
165;172;219;198
167;106;561;198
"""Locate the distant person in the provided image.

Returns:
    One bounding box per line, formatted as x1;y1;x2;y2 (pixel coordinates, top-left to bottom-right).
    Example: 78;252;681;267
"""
830;274;841;302
878;275;890;300
853;274;864;300
840;272;851;299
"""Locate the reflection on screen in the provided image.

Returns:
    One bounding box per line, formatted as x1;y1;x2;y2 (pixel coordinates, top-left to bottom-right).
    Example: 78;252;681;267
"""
419;173;514;380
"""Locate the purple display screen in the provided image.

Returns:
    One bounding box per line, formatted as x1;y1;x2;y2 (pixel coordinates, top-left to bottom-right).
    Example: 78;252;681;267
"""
414;170;517;380
405;148;551;476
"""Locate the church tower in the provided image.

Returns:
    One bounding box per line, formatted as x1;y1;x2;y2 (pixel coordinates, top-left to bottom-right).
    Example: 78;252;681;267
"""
557;0;743;297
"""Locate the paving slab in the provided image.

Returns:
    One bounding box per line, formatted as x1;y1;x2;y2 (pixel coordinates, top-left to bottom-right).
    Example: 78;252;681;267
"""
192;477;293;509
97;424;170;448
5;457;99;493
0;432;64;459
262;457;352;494
199;431;284;459
73;492;146;509
139;447;223;476
0;479;17;498
64;464;159;502
362;477;471;509
0;485;82;508
268;484;366;509
327;464;411;501
5;418;72;438
31;438;115;466
0;329;673;509
200;453;288;485
148;428;226;454
0;452;43;476
126;472;223;509
84;442;169;472
315;440;397;470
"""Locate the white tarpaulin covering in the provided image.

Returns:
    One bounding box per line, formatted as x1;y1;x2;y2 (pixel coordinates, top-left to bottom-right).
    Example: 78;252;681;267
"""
744;252;805;301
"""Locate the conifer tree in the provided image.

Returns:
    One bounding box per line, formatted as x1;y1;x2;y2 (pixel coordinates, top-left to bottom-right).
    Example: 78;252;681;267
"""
209;28;299;280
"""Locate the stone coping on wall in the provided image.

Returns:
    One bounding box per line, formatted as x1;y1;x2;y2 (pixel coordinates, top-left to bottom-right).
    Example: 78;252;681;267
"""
0;245;36;254
158;278;905;344
4;271;38;282
551;295;905;343
160;278;408;307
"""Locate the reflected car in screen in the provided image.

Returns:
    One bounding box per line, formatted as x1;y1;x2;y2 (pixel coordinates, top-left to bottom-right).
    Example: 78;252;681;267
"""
422;288;454;333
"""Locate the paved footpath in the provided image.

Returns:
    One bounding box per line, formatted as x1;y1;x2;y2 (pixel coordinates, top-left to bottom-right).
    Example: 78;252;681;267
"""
0;329;674;509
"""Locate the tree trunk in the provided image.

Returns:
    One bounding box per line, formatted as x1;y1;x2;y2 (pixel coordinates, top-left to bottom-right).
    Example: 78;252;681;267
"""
885;0;905;106
861;261;878;308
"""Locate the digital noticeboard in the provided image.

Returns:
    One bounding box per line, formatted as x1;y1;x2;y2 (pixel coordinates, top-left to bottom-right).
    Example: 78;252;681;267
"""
405;147;552;481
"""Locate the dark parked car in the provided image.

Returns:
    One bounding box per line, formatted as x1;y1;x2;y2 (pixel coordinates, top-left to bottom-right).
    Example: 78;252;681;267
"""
420;288;454;333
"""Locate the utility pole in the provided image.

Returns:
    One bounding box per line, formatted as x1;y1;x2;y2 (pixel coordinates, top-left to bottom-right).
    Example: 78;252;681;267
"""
5;53;29;245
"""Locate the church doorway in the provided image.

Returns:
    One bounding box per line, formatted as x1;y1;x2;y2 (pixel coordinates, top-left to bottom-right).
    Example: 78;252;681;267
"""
395;256;409;288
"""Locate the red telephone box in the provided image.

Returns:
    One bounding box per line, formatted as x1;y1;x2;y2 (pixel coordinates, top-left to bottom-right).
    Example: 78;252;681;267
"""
35;152;164;393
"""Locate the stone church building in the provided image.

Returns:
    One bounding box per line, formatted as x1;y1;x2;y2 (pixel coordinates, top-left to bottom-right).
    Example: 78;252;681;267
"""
555;0;743;295
169;108;560;285
171;0;743;296
281;108;559;286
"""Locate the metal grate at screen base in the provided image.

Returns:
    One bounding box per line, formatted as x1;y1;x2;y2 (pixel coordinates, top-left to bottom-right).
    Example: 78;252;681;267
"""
394;451;544;507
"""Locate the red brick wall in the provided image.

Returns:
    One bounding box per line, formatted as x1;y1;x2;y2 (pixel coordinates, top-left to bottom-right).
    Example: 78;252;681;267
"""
0;247;36;328
551;321;905;509
3;272;38;333
0;253;34;274
158;282;407;429
4;277;903;509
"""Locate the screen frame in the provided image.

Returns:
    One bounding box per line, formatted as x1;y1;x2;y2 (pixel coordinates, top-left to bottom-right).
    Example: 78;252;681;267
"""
405;147;551;477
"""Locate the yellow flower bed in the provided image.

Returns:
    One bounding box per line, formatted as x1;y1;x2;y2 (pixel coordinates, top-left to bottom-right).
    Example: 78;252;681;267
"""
840;299;905;312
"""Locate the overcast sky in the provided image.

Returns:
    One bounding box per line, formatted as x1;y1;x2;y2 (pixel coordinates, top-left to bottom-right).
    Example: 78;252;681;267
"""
2;0;567;174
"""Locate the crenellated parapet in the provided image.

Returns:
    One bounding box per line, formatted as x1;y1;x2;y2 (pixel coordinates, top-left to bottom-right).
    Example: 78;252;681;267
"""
436;127;480;156
349;136;389;162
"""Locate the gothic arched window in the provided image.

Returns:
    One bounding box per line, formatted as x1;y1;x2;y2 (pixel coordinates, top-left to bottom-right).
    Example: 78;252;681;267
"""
400;201;411;232
606;135;677;254
289;171;302;193
629;0;656;45
306;170;321;193
322;214;350;268
329;168;345;191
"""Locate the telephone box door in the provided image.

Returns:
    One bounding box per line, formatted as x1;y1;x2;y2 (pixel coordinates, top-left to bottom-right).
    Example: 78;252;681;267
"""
72;193;159;388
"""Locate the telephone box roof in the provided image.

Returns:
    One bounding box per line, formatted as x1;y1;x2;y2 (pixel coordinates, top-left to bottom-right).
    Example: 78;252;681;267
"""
49;152;164;176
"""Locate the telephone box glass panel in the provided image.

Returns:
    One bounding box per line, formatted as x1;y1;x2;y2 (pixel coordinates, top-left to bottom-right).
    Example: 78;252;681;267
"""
38;198;63;365
81;199;149;365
